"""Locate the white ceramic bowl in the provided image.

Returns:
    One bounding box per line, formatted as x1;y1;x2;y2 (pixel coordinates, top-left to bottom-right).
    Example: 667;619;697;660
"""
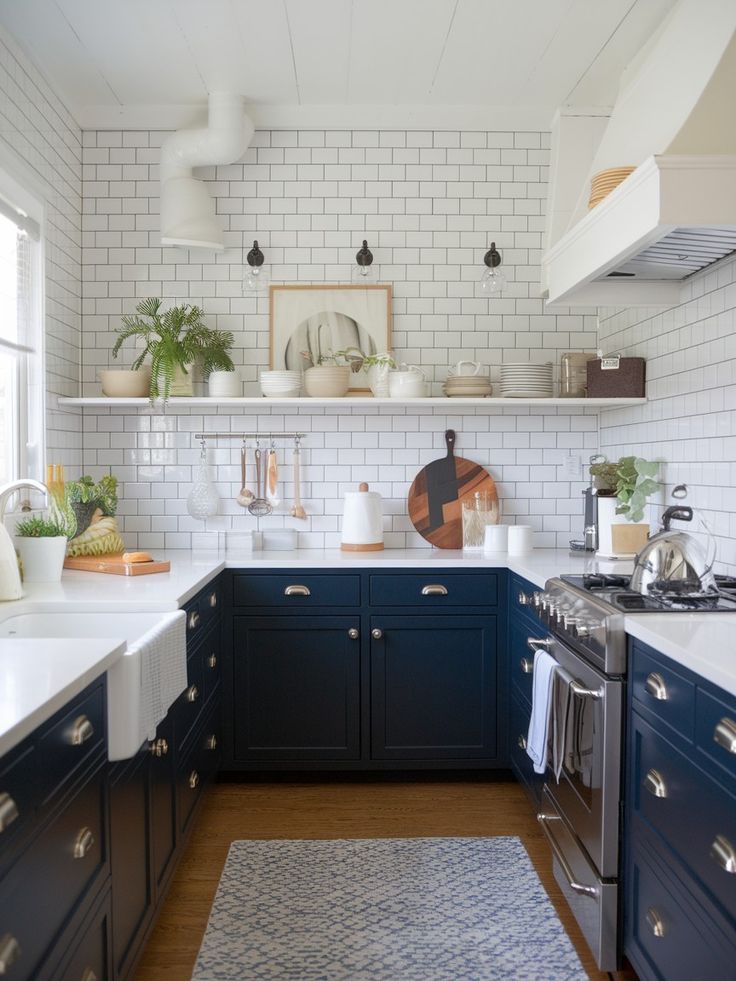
100;368;151;398
303;365;350;398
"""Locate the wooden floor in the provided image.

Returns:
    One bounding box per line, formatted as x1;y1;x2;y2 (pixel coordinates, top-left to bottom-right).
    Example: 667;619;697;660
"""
134;777;636;981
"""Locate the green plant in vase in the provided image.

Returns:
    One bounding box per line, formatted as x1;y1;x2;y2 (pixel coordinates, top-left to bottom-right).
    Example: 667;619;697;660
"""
112;298;234;402
614;456;661;522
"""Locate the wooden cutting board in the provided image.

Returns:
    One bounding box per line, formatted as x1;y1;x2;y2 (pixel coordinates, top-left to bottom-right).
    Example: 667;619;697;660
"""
63;554;171;576
407;429;498;549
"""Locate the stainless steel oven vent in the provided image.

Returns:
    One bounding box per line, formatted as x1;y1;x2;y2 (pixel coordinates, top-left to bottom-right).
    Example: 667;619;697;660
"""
606;226;736;280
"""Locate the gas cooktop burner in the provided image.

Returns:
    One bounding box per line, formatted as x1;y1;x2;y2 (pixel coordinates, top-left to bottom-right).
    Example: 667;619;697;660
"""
561;574;736;613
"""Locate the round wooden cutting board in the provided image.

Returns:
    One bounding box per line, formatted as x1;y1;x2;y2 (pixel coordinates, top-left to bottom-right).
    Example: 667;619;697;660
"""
407;429;498;549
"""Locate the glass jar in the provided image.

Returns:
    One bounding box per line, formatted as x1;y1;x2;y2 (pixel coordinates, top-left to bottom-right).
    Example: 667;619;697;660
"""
560;352;596;398
462;491;500;550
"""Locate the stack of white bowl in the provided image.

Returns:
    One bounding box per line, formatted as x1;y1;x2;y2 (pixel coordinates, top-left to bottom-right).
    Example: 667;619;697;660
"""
443;375;492;397
260;370;302;398
500;363;554;398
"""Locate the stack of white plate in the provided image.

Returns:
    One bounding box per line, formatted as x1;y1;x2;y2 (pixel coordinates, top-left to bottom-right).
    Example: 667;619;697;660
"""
260;370;302;397
499;363;554;398
443;374;493;398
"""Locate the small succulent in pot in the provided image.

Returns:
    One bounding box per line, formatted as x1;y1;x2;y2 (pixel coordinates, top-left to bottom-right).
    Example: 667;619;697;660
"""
14;516;69;583
15;516;68;538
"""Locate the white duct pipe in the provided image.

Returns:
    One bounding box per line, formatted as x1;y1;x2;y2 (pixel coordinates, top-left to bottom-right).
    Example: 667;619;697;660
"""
160;92;254;250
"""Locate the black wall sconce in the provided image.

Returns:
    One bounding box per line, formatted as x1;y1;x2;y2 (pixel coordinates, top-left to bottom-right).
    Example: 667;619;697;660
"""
479;242;506;296
243;240;269;293
352;239;375;282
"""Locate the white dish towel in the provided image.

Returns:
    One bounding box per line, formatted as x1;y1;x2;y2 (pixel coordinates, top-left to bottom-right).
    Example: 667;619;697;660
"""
137;609;187;740
526;648;558;775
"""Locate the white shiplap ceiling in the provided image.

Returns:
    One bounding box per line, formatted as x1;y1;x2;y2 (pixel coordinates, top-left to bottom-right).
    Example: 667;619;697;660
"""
0;0;677;129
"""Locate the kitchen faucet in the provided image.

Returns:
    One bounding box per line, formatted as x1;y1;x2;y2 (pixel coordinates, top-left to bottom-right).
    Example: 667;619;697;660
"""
0;479;49;600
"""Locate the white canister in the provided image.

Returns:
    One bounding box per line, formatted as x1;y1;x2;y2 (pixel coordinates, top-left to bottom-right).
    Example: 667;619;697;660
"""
483;524;508;553
388;365;427;398
208;370;241;398
508;525;533;555
341;482;384;551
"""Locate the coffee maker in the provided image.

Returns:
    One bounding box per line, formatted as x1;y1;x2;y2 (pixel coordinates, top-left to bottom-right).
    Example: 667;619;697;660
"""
569;455;602;552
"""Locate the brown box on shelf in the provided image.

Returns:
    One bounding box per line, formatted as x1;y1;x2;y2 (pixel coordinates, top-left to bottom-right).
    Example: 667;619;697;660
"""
587;357;645;397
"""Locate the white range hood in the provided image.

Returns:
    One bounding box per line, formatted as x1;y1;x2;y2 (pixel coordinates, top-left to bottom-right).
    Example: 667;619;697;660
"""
543;154;736;307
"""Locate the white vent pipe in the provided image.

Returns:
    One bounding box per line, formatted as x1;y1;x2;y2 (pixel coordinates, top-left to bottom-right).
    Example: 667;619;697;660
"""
160;92;254;250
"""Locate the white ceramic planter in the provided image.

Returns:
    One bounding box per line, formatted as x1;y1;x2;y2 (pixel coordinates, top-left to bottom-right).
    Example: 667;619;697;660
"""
208;370;241;398
99;367;151;398
596;496;649;558
15;536;68;583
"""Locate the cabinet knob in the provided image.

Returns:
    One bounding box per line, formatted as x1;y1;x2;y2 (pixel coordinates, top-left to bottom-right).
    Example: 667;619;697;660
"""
348;628;359;640
644;672;669;701
517;734;527;750
189;770;200;790
284;584;311;597
0;793;19;833
519;657;534;675
73;827;95;860
205;734;218;751
187;610;201;630
421;584;448;596
68;714;94;746
149;738;169;757
208;653;217;669
710;834;736;874
0;934;21;973
209;591;217;608
371;628;383;640
714;717;736;755
643;768;667;799
645;907;666;938
186;684;199;703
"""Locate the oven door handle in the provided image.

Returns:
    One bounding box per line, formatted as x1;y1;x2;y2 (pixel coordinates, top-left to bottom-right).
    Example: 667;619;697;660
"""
537;813;599;899
569;680;604;701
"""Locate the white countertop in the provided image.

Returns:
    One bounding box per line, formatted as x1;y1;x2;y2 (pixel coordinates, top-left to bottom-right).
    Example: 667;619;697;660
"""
1;545;734;759
0;637;125;755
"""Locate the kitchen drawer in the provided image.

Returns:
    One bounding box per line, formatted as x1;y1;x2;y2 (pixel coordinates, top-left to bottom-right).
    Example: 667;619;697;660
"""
37;683;105;808
198;580;221;627
696;687;736;787
0;763;107;981
47;886;111;981
509;693;540;805
510;574;542;623
369;572;498;608
509;618;537;706
197;630;221;705
631;643;695;741
172;647;207;748
631;712;736;921
626;819;736;981
0;742;37;874
233;573;360;609
177;703;221;836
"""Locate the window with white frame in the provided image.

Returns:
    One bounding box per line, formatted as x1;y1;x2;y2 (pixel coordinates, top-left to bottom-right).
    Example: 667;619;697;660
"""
0;165;43;487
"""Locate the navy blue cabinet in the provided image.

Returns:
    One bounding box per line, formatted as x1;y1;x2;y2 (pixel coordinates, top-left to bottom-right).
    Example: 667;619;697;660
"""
231;616;361;762
370;614;497;760
625;640;736;980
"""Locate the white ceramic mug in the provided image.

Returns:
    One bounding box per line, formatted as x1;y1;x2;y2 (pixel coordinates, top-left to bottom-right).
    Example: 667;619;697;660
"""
388;365;427;398
483;524;508;552
507;525;533;555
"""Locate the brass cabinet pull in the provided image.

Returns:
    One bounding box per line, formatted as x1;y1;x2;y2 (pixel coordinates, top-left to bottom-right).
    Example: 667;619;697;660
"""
189;770;200;790
0;933;21;973
208;653;217;669
73;827;95;859
69;715;94;746
520;657;534;675
80;969;98;981
517;734;527;750
710;834;736;874
149;738;169;757
714;717;736;755
208;591;217;608
645;907;666;938
284;584;310;596
421;584;448;596
348;628;359;640
206;734;217;751
644;672;669;701
187;610;201;630
643;768;667;799
0;793;19;833
371;628;383;640
186;684;199;703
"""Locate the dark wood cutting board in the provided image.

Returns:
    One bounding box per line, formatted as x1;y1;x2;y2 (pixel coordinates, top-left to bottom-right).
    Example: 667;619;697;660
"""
407;430;498;549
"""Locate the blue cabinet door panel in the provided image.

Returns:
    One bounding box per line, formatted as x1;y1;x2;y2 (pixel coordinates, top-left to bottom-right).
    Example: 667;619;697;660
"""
371;615;497;760
631;643;695;741
232;616;361;761
695;687;736;786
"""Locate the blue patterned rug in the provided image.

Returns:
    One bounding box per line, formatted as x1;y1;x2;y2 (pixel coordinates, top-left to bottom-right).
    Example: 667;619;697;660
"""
193;836;586;980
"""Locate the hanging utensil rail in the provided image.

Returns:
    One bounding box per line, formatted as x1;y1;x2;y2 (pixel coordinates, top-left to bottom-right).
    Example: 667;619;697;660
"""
193;432;305;441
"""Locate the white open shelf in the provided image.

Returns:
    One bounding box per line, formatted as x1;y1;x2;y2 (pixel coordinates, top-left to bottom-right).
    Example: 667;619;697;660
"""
57;395;646;409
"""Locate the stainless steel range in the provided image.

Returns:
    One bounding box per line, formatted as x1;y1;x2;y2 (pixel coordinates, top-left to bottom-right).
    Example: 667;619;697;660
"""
522;572;736;971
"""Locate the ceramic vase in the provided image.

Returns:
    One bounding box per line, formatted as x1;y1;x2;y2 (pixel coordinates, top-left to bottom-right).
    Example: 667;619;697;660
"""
15;536;67;582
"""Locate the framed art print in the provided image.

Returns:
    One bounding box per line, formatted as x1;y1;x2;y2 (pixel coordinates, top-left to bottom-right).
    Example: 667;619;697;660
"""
269;284;392;392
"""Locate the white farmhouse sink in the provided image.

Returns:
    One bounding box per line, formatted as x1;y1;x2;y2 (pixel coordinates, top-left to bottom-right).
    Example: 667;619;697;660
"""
0;609;187;761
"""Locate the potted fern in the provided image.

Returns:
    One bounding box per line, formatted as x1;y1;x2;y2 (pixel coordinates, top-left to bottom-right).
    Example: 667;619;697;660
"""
112;298;235;402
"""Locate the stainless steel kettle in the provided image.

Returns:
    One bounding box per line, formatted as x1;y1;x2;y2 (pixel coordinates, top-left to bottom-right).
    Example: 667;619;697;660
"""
630;505;717;596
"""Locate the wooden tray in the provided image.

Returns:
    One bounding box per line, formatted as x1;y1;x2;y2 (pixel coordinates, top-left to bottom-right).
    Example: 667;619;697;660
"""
407;429;498;549
63;554;171;576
